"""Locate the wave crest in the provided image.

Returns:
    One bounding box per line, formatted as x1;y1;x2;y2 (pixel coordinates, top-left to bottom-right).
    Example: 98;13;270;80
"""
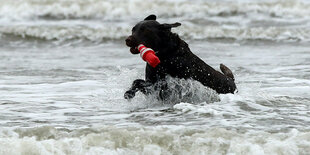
1;126;309;155
1;24;309;42
1;0;310;20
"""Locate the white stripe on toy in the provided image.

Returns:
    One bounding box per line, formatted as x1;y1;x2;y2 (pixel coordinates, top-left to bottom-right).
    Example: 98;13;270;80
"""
140;48;152;59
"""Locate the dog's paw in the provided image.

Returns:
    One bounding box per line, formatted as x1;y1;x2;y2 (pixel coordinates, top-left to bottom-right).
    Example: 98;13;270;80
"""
124;90;136;100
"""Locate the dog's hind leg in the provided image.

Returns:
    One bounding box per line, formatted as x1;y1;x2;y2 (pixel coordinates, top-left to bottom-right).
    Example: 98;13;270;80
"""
220;64;235;80
124;79;152;99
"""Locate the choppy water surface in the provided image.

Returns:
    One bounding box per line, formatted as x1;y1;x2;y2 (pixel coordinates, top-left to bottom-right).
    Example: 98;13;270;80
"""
0;0;310;154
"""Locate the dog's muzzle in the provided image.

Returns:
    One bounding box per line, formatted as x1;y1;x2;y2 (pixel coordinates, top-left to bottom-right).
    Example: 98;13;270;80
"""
125;36;140;54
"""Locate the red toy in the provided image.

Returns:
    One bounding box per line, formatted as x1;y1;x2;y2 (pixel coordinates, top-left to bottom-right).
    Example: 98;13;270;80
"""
138;44;160;68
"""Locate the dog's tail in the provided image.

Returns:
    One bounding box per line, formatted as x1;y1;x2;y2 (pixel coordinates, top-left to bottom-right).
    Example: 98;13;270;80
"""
220;64;235;81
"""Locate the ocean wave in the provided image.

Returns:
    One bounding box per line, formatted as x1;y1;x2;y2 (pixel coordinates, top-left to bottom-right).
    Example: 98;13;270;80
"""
1;0;310;42
175;24;310;41
1;24;309;42
0;126;309;155
0;24;130;41
0;0;310;20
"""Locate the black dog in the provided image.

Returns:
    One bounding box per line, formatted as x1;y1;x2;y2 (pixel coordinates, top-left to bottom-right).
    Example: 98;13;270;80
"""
124;15;236;100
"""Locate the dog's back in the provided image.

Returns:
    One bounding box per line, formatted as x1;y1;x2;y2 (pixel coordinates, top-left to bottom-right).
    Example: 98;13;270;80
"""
145;34;236;94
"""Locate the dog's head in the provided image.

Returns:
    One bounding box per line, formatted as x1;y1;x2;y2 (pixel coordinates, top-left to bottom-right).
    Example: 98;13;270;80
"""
126;15;181;54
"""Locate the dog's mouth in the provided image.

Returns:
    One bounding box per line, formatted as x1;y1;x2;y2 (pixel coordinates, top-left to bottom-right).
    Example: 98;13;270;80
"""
130;46;140;54
126;36;140;54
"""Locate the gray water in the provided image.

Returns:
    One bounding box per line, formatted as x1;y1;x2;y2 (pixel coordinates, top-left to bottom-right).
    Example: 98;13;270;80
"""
0;0;310;154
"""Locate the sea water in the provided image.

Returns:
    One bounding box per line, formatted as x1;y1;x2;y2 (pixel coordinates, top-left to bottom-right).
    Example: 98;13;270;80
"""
0;0;309;154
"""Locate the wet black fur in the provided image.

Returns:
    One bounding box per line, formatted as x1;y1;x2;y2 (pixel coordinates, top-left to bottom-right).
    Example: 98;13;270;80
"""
124;15;236;100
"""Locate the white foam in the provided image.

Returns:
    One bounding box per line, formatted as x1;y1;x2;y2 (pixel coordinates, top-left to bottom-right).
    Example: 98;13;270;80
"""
0;0;310;20
173;102;221;116
0;21;309;42
0;0;310;41
0;126;309;155
175;24;310;41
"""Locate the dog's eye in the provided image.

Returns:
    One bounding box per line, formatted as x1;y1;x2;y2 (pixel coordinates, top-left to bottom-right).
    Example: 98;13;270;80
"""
132;27;136;32
140;26;145;31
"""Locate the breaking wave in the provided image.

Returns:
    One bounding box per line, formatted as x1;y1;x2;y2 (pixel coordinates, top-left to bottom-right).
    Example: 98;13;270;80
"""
1;24;309;42
0;0;310;42
0;126;309;155
1;0;310;20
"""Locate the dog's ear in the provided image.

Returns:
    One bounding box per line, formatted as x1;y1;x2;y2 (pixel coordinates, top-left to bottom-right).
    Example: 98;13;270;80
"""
158;22;181;30
144;15;157;21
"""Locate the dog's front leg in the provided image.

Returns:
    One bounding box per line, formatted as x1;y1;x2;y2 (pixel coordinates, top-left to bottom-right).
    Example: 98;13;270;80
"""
124;79;152;99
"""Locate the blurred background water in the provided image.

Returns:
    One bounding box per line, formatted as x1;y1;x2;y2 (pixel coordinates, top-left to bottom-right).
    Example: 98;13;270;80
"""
0;0;310;154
